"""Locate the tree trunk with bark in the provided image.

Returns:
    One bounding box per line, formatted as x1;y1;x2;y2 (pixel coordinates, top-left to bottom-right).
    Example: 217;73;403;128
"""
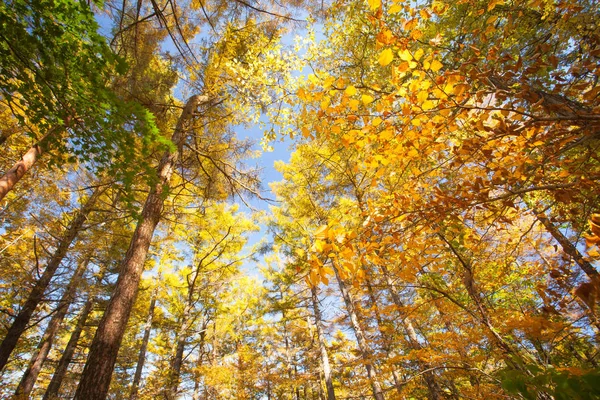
74;95;205;400
364;278;407;397
378;264;444;399
531;207;599;280
310;285;336;400
438;232;532;370
15;254;91;397
43;297;94;400
167;303;192;399
129;287;157;400
332;263;385;400
0;127;60;203
0;186;103;373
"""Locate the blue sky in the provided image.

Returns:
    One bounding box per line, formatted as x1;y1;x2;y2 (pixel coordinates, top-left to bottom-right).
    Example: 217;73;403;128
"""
94;6;310;280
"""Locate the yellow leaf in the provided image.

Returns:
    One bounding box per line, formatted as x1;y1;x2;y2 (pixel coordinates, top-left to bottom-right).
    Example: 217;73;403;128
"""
372;117;383;127
349;99;360;111
417;90;429;102
314;225;329;239
345;85;357;96
380;128;394;141
430;59;443;72
310;270;319;286
389;4;402;13
408;148;419;157
410;29;423;40
414;48;424;61
398;49;413;61
362;94;375;105
367;0;381;11
379;48;394;66
487;0;504;11
422;100;435;110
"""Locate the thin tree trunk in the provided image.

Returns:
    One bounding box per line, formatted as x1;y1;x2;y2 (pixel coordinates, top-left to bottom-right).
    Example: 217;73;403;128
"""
378;264;443;399
74;95;206;400
168;284;209;398
331;263;385;400
168;304;191;399
532;207;599;280
15;254;91;397
129;287;157;400
281;299;299;400
43;298;94;400
437;232;531;370
351;189;440;399
0;186;103;373
310;285;336;400
364;278;406;397
431;299;479;388
192;327;207;400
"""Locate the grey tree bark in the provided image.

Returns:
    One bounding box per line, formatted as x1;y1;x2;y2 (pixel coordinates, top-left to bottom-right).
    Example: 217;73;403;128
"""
310;285;336;400
331;262;385;400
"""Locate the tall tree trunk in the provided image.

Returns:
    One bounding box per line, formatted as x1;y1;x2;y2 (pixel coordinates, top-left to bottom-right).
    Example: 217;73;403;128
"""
437;232;531;370
532;207;600;280
0;186;103;373
129;287;157;400
167;303;192;399
43;297;94;400
192;327;208;400
310;285;336;400
431;299;479;388
364;278;406;397
280;298;299;400
378;264;443;399
0;127;58;203
74;95;206;400
351;189;440;398
331;263;385;400
15;254;91;397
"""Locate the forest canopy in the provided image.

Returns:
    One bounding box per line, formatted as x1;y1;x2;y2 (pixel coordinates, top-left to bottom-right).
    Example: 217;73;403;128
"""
0;0;599;399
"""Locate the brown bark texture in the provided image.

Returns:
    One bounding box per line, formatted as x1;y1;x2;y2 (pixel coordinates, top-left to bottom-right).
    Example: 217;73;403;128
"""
74;95;205;400
0;186;103;373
